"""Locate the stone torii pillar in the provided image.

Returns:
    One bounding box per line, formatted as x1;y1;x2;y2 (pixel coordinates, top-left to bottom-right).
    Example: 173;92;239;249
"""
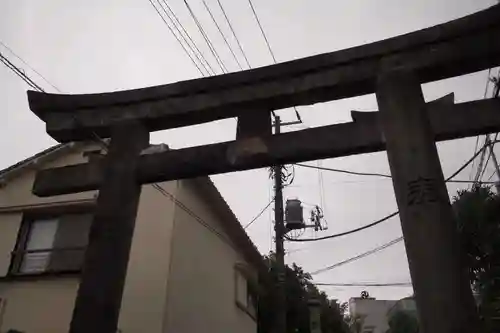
69;122;149;333
376;70;480;333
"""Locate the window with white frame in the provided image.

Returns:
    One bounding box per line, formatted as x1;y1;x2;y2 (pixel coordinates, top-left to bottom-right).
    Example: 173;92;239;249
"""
11;212;92;275
234;266;257;319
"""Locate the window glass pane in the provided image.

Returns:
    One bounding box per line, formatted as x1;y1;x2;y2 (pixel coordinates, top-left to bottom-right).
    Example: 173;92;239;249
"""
20;219;58;273
235;270;248;307
25;219;58;250
246;281;257;317
53;214;92;248
49;214;92;271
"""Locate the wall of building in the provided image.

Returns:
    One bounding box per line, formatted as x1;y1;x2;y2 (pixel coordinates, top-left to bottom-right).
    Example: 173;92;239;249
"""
118;181;178;333
0;147;97;209
0;145;179;333
164;179;257;333
0;213;23;277
0;147;98;277
349;298;397;333
0;278;79;333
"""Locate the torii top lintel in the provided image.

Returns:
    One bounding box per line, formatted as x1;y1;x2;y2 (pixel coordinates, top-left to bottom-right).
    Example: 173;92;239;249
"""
28;4;500;143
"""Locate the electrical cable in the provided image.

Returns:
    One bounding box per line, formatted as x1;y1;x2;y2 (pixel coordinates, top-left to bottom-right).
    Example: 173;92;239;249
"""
4;51;241;254
473;136;488;184
0;52;45;91
215;0;251;69
487;169;497;182
286;212;399;243
246;0;276;63
469;68;493;181
288;142;497;243
157;0;216;75
14;54;495;247
308;145;500;271
244;197;275;229
0;54;36;90
296;163;391;178
0;40;61;92
201;0;243;71
317;160;326;212
310;237;404;275
182;0;228;74
147;0;207;76
478;135;496;181
313;282;412;287
478;71;500;182
245;0;301;121
296;162;497;184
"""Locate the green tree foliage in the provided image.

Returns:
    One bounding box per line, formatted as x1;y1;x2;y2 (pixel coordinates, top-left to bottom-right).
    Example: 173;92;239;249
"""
452;186;500;332
258;253;349;333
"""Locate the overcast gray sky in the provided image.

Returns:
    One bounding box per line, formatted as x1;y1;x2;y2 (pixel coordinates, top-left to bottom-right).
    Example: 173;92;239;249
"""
1;0;498;302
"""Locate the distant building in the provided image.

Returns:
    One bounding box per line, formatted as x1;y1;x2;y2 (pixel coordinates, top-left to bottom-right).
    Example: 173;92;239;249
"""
349;296;417;333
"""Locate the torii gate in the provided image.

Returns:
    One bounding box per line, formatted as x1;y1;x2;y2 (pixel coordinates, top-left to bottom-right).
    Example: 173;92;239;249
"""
28;5;500;333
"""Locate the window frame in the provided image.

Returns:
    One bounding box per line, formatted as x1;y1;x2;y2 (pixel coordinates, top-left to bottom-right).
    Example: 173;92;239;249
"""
8;203;94;277
234;264;258;321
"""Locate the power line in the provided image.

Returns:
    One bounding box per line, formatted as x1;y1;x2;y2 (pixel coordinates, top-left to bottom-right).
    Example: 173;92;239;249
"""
296;162;497;185
478;135;497;181
310;237;404;275
478;70;500;182
288;141;496;243
470;68;494;181
0;40;61;92
317;160;326;212
215;0;251;69
307;143;500;271
287;211;400;243
147;0;207;76
313;282;412;287
244;197;275;229
246;0;276;63
473;136;488;184
0;51;45;91
157;0;216;75
183;0;228;74
91;142;236;250
2;49;243;255
447;141;499;181
201;0;243;71
0;53;35;90
245;0;301;121
151;182;233;246
487;168;497;182
296;163;391;179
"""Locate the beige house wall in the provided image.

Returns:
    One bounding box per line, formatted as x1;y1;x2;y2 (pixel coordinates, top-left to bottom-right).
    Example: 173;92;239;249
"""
0;146;98;277
164;179;256;333
0;147;97;209
0;213;23;276
118;181;178;333
0;145;180;333
0;278;79;333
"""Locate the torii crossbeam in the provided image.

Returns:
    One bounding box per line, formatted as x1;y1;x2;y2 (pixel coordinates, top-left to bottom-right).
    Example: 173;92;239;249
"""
27;4;500;333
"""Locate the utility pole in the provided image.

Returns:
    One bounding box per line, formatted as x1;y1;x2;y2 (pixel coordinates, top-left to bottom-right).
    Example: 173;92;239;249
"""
272;116;301;333
489;74;500;192
273;115;286;333
479;74;500;192
489;142;500;192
